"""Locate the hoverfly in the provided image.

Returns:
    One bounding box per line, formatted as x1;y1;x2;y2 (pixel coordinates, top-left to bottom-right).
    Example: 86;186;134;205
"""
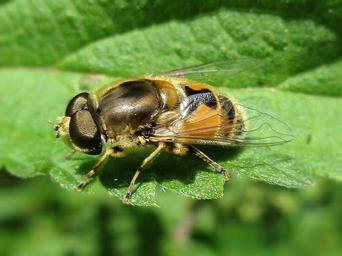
55;58;293;204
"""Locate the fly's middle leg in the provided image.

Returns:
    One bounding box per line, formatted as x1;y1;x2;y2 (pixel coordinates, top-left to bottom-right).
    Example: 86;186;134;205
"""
189;145;231;181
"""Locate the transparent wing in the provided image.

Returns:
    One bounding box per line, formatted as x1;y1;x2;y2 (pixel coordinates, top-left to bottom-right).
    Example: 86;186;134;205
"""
150;102;294;147
233;103;294;146
163;57;263;83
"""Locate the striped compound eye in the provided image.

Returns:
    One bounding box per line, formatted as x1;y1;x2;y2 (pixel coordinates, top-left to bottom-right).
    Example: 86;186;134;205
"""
66;93;102;155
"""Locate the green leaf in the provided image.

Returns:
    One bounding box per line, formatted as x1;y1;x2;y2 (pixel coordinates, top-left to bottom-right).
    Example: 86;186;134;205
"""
0;1;341;206
59;8;339;88
279;60;342;96
1;69;340;206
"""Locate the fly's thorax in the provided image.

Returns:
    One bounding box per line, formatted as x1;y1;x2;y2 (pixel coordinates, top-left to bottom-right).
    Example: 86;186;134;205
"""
97;80;165;140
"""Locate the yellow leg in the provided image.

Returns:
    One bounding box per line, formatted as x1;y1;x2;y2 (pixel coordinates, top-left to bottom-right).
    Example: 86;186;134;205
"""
123;143;165;204
76;148;114;192
189;145;231;181
64;149;76;160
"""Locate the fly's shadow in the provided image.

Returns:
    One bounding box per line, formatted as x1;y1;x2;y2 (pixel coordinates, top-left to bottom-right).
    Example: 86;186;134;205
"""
75;146;243;191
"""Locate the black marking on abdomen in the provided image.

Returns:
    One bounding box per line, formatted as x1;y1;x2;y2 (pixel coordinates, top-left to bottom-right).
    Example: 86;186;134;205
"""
180;86;217;117
183;86;217;108
219;96;235;120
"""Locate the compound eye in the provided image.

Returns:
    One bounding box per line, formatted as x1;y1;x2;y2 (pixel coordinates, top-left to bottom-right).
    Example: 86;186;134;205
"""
69;110;102;155
65;92;90;117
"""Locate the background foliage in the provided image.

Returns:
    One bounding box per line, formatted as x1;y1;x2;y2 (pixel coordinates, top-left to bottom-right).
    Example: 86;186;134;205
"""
0;0;341;255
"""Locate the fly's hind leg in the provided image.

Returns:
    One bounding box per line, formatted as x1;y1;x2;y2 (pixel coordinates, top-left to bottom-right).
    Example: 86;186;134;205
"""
189;145;231;181
76;148;114;192
123;143;165;204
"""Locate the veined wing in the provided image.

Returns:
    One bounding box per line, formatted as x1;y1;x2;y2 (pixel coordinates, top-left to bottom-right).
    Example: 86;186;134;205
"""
163;57;263;83
234;103;294;146
150;100;294;147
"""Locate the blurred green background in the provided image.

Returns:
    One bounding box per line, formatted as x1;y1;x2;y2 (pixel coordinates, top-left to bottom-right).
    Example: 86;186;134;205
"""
1;172;341;256
0;0;341;255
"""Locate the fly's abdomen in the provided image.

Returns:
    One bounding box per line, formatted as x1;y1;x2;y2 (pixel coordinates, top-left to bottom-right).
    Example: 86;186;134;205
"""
218;95;245;137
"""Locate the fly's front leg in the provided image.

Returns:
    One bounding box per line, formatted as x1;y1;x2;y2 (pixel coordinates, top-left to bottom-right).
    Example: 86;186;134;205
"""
189;145;231;181
76;148;115;192
64;149;76;160
123;143;165;204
